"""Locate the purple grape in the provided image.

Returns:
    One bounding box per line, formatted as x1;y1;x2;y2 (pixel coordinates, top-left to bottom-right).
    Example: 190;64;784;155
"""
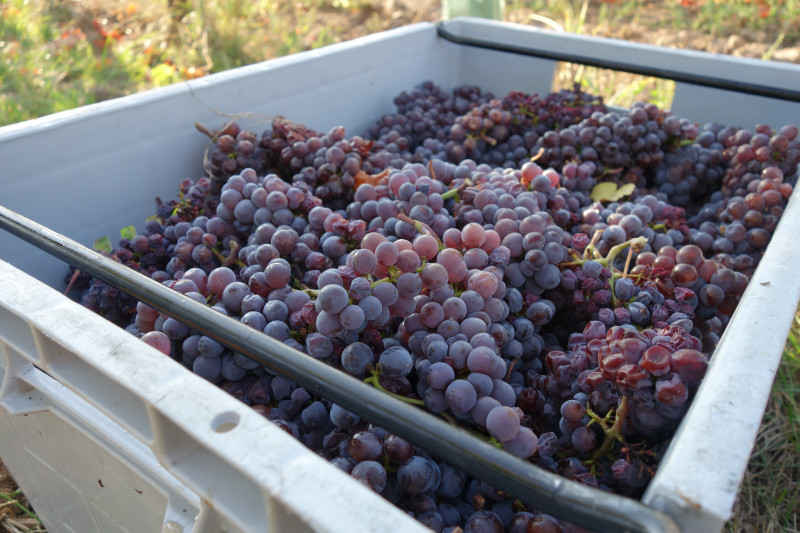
379;346;413;378
351;460;387;493
317;284;349;314
445;380;477;413
305;332;333;358
397;456;440;495
341;342;373;376
340;304;366;330
426;362;456;390
486;406;521;442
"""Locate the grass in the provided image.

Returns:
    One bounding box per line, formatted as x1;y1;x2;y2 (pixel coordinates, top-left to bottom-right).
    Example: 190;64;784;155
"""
0;0;178;124
0;463;44;533
0;494;44;533
506;0;800;108
3;0;799;124
516;0;678;108
509;0;800;44
671;0;800;43
0;0;391;126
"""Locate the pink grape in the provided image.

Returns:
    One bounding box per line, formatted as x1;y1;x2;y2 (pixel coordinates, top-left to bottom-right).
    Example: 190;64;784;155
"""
141;331;171;356
413;235;439;261
461;223;486;249
375;241;400;266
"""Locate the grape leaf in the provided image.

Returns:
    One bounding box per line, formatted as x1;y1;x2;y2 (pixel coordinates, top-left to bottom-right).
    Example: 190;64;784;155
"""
590;182;637;202
93;236;112;254
120;225;137;241
615;183;637;199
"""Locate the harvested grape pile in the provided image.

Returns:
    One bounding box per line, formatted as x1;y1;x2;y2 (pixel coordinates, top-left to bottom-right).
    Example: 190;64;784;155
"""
71;81;800;532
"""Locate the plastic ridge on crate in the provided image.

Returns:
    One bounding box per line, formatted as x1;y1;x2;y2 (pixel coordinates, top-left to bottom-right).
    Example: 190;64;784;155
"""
0;259;431;533
1;16;799;533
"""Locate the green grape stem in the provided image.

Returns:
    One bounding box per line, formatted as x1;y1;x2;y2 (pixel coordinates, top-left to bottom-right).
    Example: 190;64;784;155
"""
441;181;467;202
397;213;445;251
382;455;399;474
602;166;624;177
488;437;504;449
479;133;497;146
451;282;464;298
364;374;426;407
209;240;245;268
586;396;630;464
370;276;392;289
568;235;647;278
582;229;605;260
603;236;647;270
609;272;624;306
439;411;458;425
439;412;497;445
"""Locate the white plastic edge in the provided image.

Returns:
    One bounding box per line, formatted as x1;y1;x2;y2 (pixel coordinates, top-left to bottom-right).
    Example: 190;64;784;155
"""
0;361;201;532
642;191;800;530
0;259;430;533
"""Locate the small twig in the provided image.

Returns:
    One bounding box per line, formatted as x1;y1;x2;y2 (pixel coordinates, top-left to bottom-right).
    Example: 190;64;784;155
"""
622;245;635;279
397;213;444;250
603;236;647;270
583;228;605;260
64;268;81;295
504;357;519;382
427;159;437;181
194;121;217;141
0;492;42;523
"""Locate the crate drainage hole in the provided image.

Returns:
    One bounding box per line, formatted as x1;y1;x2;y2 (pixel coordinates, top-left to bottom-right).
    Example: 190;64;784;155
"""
211;411;240;433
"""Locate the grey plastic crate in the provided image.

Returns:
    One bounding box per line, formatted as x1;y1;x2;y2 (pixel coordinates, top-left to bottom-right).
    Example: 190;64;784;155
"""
1;17;799;533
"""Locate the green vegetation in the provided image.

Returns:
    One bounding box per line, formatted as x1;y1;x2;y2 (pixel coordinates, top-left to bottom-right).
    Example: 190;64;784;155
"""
0;488;44;533
510;0;800;43
0;0;387;125
3;0;799;125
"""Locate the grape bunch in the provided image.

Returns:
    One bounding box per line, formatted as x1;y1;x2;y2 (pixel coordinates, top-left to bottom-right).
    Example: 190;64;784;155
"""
205;122;268;180
74;79;800;533
368;81;487;164
649;125;727;208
